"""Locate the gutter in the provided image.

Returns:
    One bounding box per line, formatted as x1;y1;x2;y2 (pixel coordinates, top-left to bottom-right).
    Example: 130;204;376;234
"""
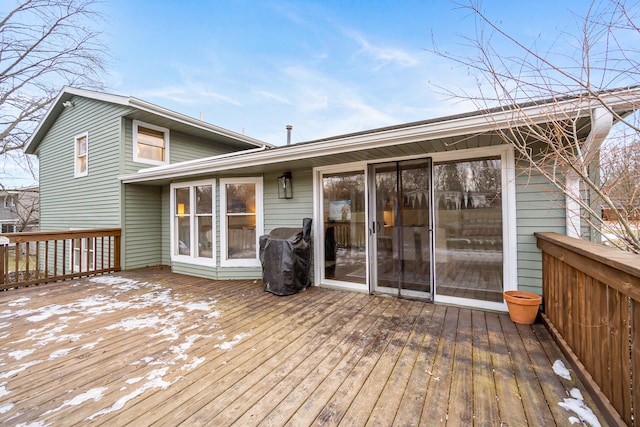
125;145;270;177
565;107;613;238
119;88;640;184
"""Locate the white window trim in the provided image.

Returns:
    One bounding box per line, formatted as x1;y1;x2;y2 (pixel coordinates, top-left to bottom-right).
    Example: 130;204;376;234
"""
133;120;170;166
69;235;95;273
74;132;89;178
220;177;264;268
170;179;216;267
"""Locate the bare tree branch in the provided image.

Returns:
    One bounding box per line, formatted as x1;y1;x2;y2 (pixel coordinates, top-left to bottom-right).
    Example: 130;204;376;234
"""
431;0;640;252
0;0;106;172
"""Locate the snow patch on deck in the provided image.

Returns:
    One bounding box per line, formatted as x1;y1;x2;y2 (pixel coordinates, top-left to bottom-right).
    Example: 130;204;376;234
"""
553;359;601;426
87;368;173;420
8;349;35;360
559;388;601;427
0;274;232;424
215;332;251;351
552;359;572;380
44;387;107;415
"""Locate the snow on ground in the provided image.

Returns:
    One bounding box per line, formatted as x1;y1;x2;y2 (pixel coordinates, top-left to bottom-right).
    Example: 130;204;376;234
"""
0;275;247;424
552;359;602;426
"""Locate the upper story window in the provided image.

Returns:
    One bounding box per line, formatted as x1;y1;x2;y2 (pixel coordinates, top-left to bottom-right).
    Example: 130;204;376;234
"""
74;132;88;178
133;120;169;165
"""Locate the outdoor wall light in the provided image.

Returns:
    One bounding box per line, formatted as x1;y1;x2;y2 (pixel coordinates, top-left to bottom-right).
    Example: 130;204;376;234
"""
278;171;293;199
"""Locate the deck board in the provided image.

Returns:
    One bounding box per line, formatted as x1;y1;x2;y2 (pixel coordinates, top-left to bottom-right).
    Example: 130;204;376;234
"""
0;268;608;426
485;311;527;426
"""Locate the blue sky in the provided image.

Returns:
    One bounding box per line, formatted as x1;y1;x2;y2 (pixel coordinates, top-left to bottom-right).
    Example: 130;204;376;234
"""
99;0;593;145
2;0;604;186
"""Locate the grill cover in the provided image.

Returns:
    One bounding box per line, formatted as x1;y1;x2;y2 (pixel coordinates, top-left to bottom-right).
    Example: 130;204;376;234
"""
259;218;312;296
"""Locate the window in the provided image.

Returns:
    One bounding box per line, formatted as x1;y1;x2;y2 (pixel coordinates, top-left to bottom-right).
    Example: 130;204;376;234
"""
74;132;88;177
1;224;16;233
220;177;263;267
71;237;95;272
133;120;169;165
170;180;215;266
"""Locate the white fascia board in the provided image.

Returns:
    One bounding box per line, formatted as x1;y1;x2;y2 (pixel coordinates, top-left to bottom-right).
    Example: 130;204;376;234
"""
25;86;128;153
120;87;640;184
130;146;270;174
63;86;131;105
25;86;271;154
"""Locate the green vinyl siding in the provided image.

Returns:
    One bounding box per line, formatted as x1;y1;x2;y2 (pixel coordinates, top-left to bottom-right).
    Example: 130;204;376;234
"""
170;263;262;281
122;120;241;175
122;184;163;269
161;186;171;265
169;130;239;163
38;96;133;231
264;169;313;233
515;164;566;294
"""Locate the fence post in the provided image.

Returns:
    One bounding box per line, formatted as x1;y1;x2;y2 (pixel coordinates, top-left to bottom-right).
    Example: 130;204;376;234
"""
0;236;8;286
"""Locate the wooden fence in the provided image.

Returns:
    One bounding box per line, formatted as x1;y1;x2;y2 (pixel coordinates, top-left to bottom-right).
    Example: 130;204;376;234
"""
0;228;121;290
536;232;639;426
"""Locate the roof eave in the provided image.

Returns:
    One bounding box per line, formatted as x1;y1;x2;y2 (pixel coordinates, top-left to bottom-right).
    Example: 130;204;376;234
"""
128;98;272;149
25;87;272;154
120;88;640;184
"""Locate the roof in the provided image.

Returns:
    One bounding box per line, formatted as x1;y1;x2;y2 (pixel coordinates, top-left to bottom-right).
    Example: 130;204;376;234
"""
24;87;272;154
301;85;640;145
119;86;640;184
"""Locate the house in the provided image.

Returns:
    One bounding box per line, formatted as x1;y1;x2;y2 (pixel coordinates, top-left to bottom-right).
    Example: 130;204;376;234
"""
0;186;39;233
24;86;640;312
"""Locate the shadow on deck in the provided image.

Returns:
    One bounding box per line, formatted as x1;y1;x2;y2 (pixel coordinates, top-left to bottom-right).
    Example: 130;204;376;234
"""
0;267;603;426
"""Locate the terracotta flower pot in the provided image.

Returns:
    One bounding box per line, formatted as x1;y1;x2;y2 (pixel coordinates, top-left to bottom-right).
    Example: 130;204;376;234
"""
503;290;542;325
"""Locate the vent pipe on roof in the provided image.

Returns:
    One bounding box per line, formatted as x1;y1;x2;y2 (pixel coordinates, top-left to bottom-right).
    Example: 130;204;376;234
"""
286;125;293;145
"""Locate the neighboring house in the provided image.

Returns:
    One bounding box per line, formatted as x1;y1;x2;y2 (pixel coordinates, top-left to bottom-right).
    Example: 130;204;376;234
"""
0;187;39;233
25;86;640;312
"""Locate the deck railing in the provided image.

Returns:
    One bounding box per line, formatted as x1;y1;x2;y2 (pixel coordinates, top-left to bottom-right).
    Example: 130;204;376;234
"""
0;228;121;290
536;232;639;426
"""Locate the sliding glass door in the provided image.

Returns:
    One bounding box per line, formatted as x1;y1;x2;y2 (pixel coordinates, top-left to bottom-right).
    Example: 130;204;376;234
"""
433;157;504;303
371;160;432;299
321;170;367;288
316;149;512;309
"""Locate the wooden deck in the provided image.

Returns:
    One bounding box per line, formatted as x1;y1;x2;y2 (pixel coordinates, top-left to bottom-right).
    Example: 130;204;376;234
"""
0;267;605;426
